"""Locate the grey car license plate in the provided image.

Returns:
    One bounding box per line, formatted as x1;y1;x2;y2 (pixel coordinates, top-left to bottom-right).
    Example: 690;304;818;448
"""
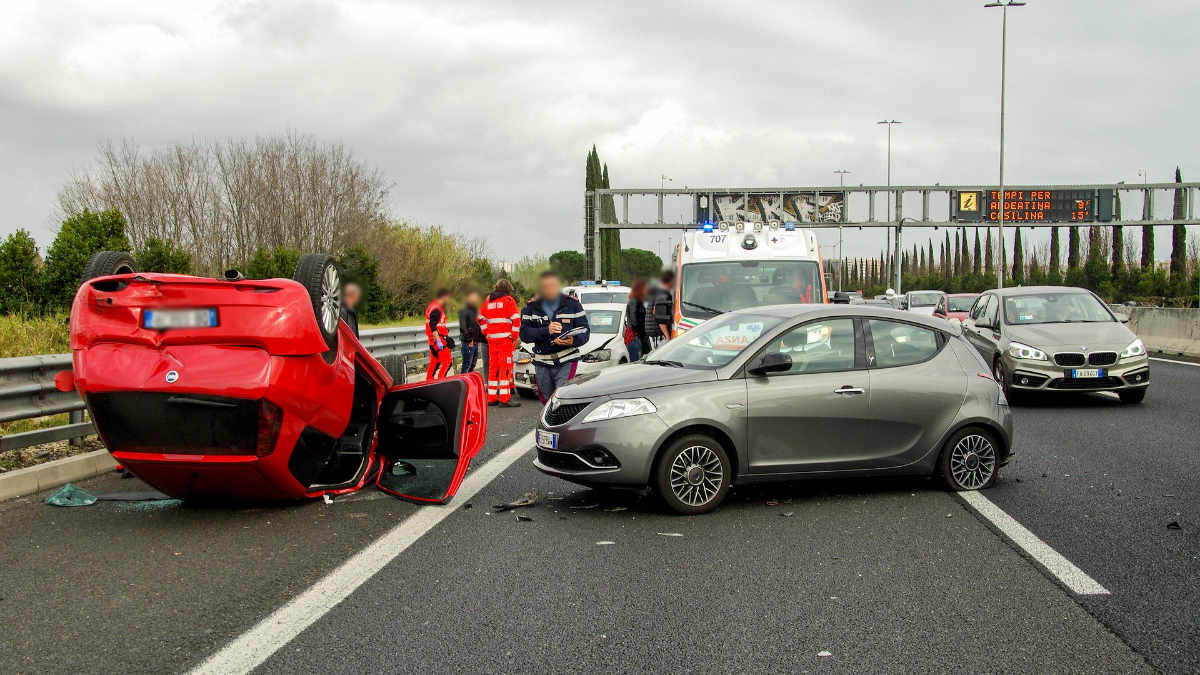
1068;368;1104;378
143;308;218;330
536;429;559;450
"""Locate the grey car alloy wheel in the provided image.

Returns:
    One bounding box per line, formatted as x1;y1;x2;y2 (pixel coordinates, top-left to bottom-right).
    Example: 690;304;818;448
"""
949;433;996;490
669;445;724;507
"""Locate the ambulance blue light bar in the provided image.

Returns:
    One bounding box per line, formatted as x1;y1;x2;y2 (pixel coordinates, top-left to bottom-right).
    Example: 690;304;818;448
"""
700;221;714;233
579;280;598;286
784;222;797;231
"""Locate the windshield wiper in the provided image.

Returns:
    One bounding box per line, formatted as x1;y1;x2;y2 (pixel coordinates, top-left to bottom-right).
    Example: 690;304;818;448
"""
646;359;686;368
681;300;725;315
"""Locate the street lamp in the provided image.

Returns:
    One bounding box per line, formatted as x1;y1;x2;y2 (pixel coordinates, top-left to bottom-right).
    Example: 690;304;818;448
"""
877;120;902;285
660;174;672;189
834;169;851;290
985;0;1026;289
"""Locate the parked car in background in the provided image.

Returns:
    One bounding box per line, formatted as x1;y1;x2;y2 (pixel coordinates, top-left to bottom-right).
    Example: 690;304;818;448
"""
906;290;945;316
61;251;488;503
533;304;1013;514
514;302;631;398
566;281;629;306
962;286;1149;403
933;293;980;324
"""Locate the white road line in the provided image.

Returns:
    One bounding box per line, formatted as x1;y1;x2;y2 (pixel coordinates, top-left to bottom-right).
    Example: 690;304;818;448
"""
958;491;1109;596
1150;356;1200;367
190;432;535;675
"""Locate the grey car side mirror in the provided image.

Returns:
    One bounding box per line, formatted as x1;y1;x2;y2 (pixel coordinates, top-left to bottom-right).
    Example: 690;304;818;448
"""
748;352;792;376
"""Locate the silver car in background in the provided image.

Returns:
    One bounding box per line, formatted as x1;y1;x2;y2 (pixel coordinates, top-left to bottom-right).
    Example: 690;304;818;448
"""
962;286;1150;403
533;305;1013;514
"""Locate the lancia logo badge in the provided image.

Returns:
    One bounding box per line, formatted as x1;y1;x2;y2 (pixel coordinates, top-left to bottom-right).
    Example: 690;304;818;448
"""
165;370;179;383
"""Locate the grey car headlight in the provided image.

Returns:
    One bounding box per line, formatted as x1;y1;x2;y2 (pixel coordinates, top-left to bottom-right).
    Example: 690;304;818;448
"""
1119;338;1145;360
581;349;612;363
582;397;656;423
1007;341;1047;361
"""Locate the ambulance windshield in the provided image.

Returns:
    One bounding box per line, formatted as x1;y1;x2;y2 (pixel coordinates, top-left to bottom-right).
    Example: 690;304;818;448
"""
679;260;822;319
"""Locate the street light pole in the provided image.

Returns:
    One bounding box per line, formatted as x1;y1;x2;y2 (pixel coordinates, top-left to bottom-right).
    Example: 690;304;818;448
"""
877;120;901;287
986;0;1026;289
834;169;851;290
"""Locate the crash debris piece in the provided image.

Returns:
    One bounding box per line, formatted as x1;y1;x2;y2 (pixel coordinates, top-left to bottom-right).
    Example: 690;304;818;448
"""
568;503;599;510
657;532;683;537
515;514;533;522
817;651;833;658
493;492;538;512
596;541;616;546
323;494;333;505
45;483;97;507
1166;520;1181;530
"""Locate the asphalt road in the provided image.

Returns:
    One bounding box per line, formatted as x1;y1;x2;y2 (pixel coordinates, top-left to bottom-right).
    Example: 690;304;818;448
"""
1;361;1196;673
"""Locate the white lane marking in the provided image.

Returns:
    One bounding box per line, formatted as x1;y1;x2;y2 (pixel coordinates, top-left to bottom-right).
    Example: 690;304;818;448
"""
1150;356;1200;367
957;491;1110;596
190;432;535;675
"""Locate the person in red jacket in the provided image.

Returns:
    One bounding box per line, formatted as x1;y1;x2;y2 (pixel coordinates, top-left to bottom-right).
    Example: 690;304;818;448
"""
478;279;521;406
424;288;454;380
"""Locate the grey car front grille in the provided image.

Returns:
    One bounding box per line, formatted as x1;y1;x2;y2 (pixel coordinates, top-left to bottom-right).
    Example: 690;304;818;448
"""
543;402;589;426
1088;352;1118;366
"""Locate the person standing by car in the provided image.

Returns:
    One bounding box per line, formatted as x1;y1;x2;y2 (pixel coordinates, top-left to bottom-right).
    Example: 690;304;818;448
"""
520;271;589;402
341;282;361;337
457;291;484;374
624;278;649;362
644;269;676;349
479;280;521;406
424;288;454;380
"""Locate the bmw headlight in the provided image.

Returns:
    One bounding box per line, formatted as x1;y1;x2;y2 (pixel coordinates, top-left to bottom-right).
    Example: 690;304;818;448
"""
1007;341;1047;361
1120;338;1145;360
581;349;612;363
582;397;657;423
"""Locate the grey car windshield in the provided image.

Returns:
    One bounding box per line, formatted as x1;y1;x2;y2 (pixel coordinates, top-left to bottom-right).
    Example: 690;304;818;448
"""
646;312;783;369
1003;292;1114;325
908;292;942;307
680;260;821;318
586;309;621;334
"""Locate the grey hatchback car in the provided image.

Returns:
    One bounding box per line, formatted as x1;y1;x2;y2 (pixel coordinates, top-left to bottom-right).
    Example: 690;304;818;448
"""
533;305;1013;514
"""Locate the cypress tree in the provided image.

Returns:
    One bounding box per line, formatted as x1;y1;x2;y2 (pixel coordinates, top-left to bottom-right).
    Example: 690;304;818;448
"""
944;232;952;273
985;229;994;275
1171;167;1188;287
960;228;972;276
1048;226;1061;281
1067;226;1081;270
600;162;621;279
584;147;597;275
927;240;935;277
973;229;982;276
1011;228;1024;285
953;231;961;276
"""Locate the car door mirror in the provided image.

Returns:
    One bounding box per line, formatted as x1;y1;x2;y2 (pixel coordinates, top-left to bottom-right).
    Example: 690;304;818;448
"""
748;352;792;376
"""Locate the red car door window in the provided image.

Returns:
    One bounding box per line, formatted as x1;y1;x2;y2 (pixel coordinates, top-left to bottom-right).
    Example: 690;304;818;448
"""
375;373;487;503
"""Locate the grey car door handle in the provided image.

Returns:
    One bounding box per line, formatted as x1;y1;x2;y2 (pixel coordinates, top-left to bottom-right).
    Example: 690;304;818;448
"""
834;386;865;395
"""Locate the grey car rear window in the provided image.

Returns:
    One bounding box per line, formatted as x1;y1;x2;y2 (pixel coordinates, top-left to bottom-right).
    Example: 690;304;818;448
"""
869;320;940;368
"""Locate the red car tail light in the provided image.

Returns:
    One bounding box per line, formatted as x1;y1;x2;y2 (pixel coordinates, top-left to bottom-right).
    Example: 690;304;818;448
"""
256;399;284;457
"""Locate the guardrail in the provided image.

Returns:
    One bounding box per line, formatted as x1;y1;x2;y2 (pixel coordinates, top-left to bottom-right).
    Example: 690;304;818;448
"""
0;323;459;453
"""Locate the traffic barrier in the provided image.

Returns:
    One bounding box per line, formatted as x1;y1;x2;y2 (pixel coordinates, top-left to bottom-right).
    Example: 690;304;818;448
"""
0;323;459;453
1118;307;1200;359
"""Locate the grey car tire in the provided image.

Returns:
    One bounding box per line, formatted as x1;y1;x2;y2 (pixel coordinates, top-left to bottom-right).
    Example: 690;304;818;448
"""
654;434;732;515
939;426;1000;491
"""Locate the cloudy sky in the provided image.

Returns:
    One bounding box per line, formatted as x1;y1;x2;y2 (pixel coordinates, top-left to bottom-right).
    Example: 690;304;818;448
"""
2;0;1197;264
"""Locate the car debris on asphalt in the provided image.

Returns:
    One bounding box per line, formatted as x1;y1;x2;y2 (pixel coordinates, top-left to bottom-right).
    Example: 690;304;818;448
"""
44;483;97;507
493;492;538;512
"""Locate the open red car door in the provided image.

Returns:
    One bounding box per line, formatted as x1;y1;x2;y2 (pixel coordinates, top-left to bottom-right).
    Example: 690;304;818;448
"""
374;372;487;503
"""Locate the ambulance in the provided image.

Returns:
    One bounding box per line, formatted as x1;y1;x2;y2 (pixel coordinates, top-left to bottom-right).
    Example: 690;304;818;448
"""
670;221;828;335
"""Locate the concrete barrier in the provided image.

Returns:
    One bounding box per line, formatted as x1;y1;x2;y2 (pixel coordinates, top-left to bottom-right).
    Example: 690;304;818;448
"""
1117;307;1200;359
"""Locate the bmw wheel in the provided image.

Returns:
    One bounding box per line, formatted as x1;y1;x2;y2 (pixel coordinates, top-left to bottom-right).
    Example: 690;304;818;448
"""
654;434;732;515
940;427;1000;491
293;253;341;353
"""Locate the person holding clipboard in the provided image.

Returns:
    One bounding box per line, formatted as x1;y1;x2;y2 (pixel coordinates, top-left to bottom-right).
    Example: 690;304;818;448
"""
519;270;590;403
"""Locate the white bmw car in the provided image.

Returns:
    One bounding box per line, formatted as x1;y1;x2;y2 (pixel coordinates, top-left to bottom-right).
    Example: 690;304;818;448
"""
514;302;632;398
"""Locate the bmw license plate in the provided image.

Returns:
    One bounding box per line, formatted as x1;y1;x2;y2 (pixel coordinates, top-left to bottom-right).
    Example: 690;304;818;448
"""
536;429;559;450
143;308;218;330
1069;368;1103;378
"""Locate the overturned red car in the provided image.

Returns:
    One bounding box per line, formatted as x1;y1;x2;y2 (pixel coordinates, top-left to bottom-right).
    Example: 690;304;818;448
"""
61;251;487;503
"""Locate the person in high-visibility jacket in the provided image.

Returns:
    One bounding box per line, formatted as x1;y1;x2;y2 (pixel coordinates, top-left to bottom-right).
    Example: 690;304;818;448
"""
478;279;521;406
424;288;454;380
